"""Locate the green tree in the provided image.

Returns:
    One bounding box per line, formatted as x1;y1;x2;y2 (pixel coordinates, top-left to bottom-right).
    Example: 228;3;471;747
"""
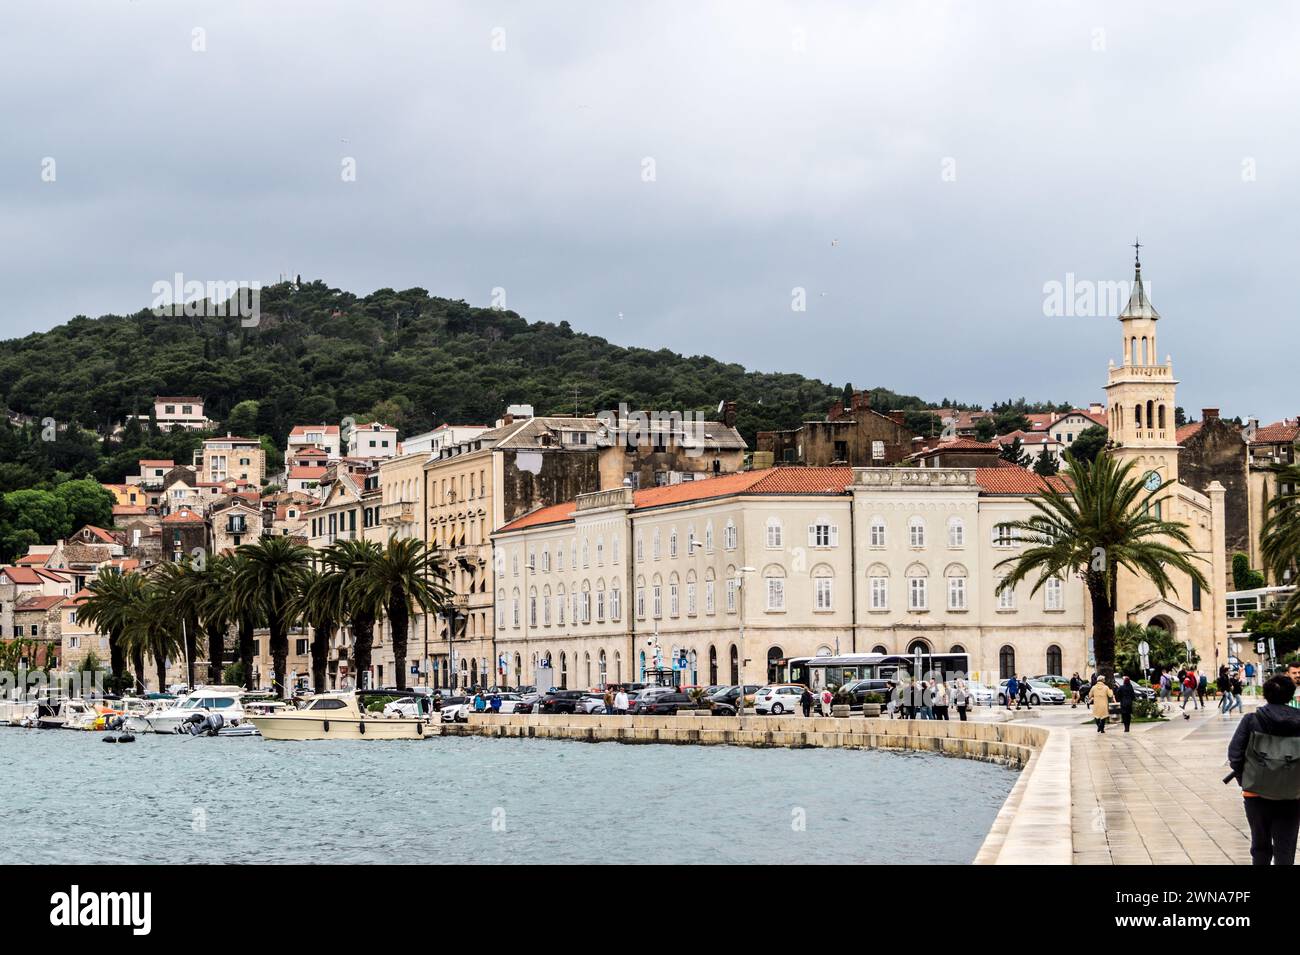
122;585;183;692
354;538;451;691
54;478;115;534
322;538;385;690
233;536;312;697
1232;552;1266;591
999;437;1030;467
1033;450;1060;477
1115;622;1192;678
1069;425;1109;466
223;553;262;690
286;565;342;694
995;452;1210;679
76;567;147;691
225;399;260;436
1261;464;1300;626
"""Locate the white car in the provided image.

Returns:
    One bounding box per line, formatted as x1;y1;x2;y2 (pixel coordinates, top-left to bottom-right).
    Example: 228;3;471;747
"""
953;681;998;707
997;679;1067;706
383;697;424;717
576;694;607;714
754;684;806;715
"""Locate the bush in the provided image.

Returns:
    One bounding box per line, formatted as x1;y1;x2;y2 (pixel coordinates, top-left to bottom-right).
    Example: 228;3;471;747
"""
1132;698;1164;721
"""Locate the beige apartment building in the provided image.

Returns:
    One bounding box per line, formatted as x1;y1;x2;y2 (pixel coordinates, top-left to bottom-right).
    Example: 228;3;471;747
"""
195;435;266;487
491;465;1091;692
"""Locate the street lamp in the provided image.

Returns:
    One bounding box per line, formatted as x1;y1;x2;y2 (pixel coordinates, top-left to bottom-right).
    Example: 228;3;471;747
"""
734;566;756;723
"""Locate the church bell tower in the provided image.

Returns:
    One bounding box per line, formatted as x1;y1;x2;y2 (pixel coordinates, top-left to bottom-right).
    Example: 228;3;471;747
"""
1104;242;1181;485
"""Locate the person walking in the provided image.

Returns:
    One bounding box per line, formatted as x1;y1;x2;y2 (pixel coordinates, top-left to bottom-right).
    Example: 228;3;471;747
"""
1287;662;1300;709
603;687;614;714
820;686;833;717
1005;675;1019;710
1218;667;1232;713
1088;678;1114;733
932;679;950;720
800;687;814;718
1197;672;1208;708
1018;675;1033;710
1227;674;1244;715
1116;676;1136;732
1159;669;1173;704
954;680;971;722
1069;672;1082;708
1228;675;1300;865
917;681;933;719
613;687;629;715
1179;670;1197;717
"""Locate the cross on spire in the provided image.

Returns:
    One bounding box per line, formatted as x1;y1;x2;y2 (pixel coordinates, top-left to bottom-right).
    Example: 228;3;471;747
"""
1133;237;1142;268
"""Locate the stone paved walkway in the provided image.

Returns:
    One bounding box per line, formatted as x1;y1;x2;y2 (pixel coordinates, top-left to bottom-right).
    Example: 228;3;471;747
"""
1067;701;1253;865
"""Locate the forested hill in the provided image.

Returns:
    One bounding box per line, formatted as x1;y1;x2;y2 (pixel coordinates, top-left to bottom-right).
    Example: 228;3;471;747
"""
0;280;949;487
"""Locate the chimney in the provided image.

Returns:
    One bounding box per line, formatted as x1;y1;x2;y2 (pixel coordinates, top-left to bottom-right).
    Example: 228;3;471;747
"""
851;391;870;412
723;401;737;429
888;411;906;426
827;401;844;422
1202;408;1219;421
501;413;514;427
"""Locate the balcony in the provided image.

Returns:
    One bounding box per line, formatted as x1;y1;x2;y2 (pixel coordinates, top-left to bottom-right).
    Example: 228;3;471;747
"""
380;500;416;524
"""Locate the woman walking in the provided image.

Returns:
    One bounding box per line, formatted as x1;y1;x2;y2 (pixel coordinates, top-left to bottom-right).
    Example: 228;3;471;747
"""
1088;678;1114;733
953;680;971;722
932;679;950;720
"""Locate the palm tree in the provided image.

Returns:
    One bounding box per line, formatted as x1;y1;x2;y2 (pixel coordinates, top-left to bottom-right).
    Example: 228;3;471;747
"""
223;553;262;690
76;568;146;692
198;555;236;684
232;536;312;698
354;538;451;691
287;564;342;693
1261;463;1300;626
321;538;384;690
122;585;183;692
150;561;203;689
995;452;1209;679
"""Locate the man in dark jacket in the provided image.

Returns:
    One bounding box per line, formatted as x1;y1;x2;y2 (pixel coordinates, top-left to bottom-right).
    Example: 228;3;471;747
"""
800;687;814;718
1228;675;1300;865
1116;676;1137;732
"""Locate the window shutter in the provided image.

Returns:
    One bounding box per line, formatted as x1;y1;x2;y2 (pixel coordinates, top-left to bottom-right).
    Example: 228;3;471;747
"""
830;524;839;546
807;524;816;547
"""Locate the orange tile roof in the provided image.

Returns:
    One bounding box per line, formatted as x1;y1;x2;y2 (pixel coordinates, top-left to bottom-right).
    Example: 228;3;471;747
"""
15;553;48;566
916;438;1001;456
3;567;46;584
288;466;327;480
138;459;174;467
1251;420;1300;445
162;508;204;523
113;505;148;516
80;525;118;543
16;595;66;612
1176;421;1203;443
499;468;853;532
289;425;340;436
974;468;1070;494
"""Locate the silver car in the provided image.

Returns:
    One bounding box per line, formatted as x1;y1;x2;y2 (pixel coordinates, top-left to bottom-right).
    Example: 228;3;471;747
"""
998;679;1066;705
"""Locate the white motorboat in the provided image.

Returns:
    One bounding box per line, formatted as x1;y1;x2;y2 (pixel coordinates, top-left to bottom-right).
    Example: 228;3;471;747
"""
0;699;38;725
35;697;98;730
140;686;256;736
250;692;432;740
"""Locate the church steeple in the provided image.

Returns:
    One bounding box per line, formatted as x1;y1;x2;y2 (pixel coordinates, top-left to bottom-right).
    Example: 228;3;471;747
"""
1105;242;1179;483
1119;238;1160;322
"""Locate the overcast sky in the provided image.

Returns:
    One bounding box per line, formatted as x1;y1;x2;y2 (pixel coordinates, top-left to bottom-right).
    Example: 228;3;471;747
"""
2;1;1295;421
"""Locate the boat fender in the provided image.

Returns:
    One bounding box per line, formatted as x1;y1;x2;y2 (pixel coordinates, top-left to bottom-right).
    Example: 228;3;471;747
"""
359;720;366;735
416;721;424;737
323;720;329;733
119;733;135;743
102;735;118;743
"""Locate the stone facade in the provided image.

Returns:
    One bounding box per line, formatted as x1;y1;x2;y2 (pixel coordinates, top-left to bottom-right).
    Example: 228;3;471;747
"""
756;391;916;467
1178;410;1249;588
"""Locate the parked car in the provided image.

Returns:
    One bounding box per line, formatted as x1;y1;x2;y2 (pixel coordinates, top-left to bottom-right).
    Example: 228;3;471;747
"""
576;694;607;714
955;681;998;707
630;691;696;715
538;689;587;714
383;697;424;717
704;684;761;715
439;696;471;723
839;679;893;708
997;679;1067;706
754;684;807;715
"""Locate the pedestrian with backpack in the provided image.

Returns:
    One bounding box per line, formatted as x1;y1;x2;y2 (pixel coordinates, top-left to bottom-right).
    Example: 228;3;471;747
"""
1227;674;1245;715
1227;675;1300;865
1005;675;1019;710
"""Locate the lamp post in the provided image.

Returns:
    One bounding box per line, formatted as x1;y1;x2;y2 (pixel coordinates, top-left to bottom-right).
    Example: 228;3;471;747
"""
734;566;756;724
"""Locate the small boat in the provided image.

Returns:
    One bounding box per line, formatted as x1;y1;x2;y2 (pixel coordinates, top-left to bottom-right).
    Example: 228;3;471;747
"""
250;691;432;740
0;699;38;726
36;698;98;730
140;686;256;736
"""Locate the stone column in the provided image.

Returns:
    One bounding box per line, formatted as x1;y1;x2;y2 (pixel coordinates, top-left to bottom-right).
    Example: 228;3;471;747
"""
1207;481;1229;669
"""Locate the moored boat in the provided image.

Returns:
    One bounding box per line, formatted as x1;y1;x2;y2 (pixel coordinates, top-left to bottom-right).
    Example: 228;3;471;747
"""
250;691;432;740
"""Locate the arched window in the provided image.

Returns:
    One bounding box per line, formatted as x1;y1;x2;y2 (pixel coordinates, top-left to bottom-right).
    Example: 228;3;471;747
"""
765;517;782;549
767;646;784;683
669;572;680;616
709;645;718;685
812;564;834;611
999;645;1016;680
584;652;591;687
543;585;552;626
906;564;928;611
598;649;607;685
945;565;968;611
908;516;926;548
730;644;739;684
652;529;661;560
639;650;647;681
669;528;678;558
556;584;566;626
1046;644;1063;675
868;563;889;611
688;649;698;685
1146;400;1154;431
869;516;886;547
1134;403;1143;428
559;652;568;689
764;565;786;611
614;651;622;683
496;588;506;629
511;588;520;628
947;516;965;548
595;579;606;622
872;644;888;654
906;639;931;657
610;580;621;620
1158;404;1166;430
514;653;522;687
949;644;966;655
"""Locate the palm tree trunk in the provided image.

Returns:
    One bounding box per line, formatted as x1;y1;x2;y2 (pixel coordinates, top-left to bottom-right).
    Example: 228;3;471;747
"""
352;615;375;690
108;628;126;690
270;622;288;699
239;615;255;690
154;650;167;693
132;646;146;693
184;616;198;689
1089;572;1117;680
207;625;224;685
311;622;333;693
390;597;410;691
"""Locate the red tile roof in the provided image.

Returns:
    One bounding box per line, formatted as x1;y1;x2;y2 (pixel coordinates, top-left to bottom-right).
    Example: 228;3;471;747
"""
500;468;855;532
113;505;148;516
16;595;66;612
3;567;45;584
916;438;1001;457
138;459;174;467
1251;420;1300;445
162;508;204;523
1176;421;1204;443
15;553;48;566
289;425;340;437
79;525;118;544
288;466;327;480
974;468;1070;494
